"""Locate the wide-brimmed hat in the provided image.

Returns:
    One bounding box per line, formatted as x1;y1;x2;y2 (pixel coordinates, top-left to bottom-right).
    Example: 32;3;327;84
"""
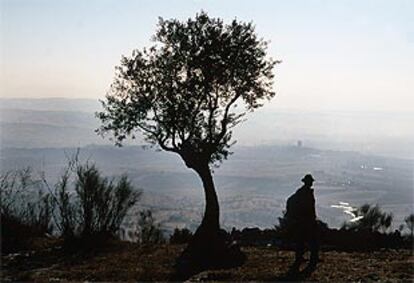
301;174;314;183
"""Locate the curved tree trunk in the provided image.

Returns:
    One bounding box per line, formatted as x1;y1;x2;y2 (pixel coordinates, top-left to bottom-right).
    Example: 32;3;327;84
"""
195;164;220;233
173;159;245;280
178;150;221;235
177;162;225;266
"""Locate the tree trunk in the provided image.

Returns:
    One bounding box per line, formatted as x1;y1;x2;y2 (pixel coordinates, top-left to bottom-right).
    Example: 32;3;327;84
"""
174;160;245;280
195;164;220;233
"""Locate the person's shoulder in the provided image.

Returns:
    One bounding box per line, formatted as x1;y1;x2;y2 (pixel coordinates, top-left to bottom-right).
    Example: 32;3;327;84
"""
293;188;302;196
296;186;306;193
294;187;306;198
297;187;314;196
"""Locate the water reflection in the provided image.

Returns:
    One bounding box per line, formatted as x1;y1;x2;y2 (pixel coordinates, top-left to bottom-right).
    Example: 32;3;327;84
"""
331;201;363;222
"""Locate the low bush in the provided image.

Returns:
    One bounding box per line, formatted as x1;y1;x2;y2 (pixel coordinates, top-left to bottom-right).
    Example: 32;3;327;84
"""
341;204;393;233
133;209;165;245
169;227;193;244
1;169;54;253
48;161;142;248
1;158;143;252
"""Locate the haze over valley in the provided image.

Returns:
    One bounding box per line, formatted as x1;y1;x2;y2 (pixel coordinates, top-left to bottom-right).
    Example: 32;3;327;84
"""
1;98;413;234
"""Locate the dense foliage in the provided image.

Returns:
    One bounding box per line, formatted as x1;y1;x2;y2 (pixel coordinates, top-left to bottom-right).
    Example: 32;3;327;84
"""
97;11;278;167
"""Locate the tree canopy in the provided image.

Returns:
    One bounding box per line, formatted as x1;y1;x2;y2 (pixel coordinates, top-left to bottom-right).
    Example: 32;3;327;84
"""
97;12;278;168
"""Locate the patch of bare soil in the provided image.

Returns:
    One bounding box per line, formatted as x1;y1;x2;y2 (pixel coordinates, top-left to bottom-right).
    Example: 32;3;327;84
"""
2;244;413;282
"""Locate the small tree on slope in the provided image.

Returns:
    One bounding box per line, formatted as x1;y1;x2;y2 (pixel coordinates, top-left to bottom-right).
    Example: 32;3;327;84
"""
97;11;278;266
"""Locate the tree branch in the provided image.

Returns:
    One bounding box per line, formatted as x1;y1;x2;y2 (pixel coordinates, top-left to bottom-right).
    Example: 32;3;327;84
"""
215;91;242;144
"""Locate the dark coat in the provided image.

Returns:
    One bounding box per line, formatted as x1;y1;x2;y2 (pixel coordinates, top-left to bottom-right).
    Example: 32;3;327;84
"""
286;185;317;240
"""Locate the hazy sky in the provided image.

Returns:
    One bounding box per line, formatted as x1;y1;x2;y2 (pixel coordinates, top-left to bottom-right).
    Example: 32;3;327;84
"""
1;0;413;111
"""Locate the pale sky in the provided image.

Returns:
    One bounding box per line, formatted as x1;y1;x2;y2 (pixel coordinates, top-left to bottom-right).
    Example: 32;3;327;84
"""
1;0;413;111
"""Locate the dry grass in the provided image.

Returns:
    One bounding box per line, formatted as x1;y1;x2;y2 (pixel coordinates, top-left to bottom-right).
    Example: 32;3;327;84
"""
2;243;413;282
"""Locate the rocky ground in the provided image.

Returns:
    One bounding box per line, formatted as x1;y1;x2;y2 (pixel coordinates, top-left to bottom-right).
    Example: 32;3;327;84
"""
2;242;413;282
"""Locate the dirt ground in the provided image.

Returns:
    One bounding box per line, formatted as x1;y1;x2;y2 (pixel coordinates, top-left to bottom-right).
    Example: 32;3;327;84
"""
2;243;413;282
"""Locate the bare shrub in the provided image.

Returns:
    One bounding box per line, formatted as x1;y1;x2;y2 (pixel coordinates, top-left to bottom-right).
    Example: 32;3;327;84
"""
1;169;54;253
169;228;193;244
47;161;142;245
342;204;393;233
132;209;165;245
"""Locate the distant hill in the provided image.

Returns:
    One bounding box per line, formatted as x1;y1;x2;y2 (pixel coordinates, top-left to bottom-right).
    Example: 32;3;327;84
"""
1;97;413;159
0;97;100;112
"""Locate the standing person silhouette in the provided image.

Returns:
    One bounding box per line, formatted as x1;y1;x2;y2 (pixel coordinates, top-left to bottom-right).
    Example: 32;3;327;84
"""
285;174;319;272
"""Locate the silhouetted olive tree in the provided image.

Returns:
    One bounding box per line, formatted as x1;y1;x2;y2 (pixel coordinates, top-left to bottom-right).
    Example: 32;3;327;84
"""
97;12;277;262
